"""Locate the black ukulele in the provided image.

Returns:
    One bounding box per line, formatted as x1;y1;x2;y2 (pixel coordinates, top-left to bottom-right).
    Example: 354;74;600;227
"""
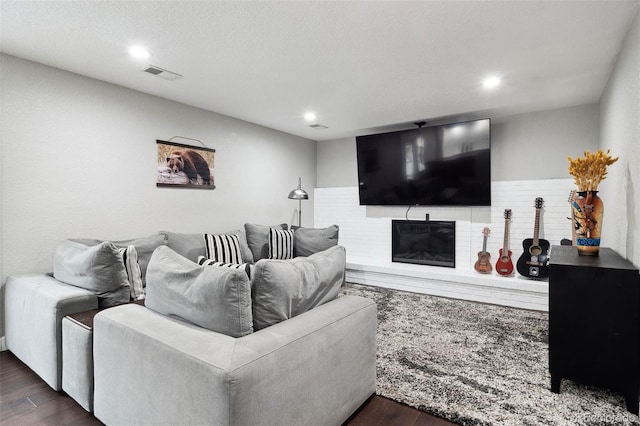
516;197;550;279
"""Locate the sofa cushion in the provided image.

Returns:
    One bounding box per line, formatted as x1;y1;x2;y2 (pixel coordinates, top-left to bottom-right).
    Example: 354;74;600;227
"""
204;233;243;264
159;231;204;262
251;245;346;330
268;228;294;260
145;246;253;337
70;233;166;286
244;223;288;262
197;256;251;279
53;240;131;308
292;225;339;257
161;230;253;264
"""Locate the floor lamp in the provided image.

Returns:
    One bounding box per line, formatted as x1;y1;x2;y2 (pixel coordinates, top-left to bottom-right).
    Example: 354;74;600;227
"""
288;177;308;226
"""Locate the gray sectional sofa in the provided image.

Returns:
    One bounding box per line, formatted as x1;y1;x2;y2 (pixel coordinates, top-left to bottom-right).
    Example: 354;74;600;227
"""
4;225;377;425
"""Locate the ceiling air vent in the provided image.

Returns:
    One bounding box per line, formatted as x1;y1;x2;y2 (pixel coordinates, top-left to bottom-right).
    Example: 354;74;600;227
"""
143;65;182;81
309;124;328;130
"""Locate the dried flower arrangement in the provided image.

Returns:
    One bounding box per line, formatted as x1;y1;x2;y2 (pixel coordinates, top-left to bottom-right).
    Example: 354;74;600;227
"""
567;149;619;192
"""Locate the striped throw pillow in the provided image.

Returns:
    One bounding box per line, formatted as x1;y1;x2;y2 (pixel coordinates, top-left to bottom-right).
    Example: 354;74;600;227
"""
197;256;251;279
119;245;144;300
268;228;294;260
204;233;243;264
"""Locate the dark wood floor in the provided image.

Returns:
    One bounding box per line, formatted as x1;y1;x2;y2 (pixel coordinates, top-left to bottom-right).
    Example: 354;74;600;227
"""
345;395;458;426
1;351;457;425
0;351;101;425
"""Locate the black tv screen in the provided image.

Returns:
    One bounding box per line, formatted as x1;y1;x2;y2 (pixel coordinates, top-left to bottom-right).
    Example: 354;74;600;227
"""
356;118;491;206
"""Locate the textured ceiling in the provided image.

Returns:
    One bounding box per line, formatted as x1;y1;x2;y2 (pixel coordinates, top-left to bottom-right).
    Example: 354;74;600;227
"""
1;0;638;141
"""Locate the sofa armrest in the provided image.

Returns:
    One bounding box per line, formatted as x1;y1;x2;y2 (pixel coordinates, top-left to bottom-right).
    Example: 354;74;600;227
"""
93;295;376;426
229;295;377;425
5;273;98;390
93;304;236;426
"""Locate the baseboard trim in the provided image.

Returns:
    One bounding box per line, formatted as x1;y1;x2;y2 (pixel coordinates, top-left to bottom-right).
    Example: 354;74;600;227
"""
0;336;6;351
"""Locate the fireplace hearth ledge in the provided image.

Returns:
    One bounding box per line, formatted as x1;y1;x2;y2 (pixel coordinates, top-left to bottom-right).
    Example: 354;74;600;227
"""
346;259;548;312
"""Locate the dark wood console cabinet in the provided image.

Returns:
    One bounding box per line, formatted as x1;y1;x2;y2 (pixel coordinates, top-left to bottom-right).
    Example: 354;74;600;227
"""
549;245;640;414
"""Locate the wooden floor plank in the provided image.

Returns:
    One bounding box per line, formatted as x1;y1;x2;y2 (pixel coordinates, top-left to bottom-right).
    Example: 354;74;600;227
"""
0;395;37;422
344;396;458;426
1;351;458;426
0;352;101;426
366;396;421;425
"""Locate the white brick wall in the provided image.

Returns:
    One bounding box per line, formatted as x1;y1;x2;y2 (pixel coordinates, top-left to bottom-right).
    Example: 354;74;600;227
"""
314;178;576;311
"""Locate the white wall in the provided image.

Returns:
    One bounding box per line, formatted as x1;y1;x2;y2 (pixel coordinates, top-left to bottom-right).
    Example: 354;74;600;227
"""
317;104;599;188
490;105;600;181
598;10;640;268
314;104;604;305
0;54;317;338
315;179;575;269
315;109;591;268
316;137;359;189
315;105;600;249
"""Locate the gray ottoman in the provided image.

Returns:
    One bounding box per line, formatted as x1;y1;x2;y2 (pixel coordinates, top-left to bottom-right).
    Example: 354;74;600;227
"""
62;313;96;411
5;274;98;390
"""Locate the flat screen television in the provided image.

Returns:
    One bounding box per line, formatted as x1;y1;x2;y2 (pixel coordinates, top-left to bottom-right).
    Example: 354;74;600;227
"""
356;118;491;206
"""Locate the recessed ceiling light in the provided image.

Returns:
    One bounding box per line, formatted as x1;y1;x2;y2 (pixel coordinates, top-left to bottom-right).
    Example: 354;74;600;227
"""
128;45;150;60
482;76;501;89
304;112;316;121
309;124;328;130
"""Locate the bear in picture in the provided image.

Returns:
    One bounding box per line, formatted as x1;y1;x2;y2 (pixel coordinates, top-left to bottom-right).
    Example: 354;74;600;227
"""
166;149;212;186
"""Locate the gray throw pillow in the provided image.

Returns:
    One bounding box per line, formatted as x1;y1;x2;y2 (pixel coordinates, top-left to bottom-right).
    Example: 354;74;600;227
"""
70;233;166;286
293;225;339;257
161;230;254;264
244;223;288;262
145;246;253;338
251;245;346;330
53;240;131;308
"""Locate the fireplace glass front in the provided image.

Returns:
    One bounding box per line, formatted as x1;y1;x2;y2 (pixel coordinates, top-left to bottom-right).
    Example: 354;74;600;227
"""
391;220;455;268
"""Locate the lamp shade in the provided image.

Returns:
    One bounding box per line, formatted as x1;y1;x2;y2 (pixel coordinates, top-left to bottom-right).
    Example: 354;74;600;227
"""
288;188;309;199
288;178;308;200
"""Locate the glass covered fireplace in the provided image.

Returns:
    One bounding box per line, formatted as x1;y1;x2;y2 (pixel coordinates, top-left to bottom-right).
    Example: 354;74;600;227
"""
391;220;456;268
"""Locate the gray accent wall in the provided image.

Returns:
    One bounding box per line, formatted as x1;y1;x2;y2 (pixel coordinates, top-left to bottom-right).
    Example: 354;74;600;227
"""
317;104;599;188
0;54;317;341
316;137;359;189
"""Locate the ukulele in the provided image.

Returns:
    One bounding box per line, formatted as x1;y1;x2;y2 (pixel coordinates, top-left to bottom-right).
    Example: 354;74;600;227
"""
568;190;577;244
516;197;550;279
474;227;492;274
495;209;514;276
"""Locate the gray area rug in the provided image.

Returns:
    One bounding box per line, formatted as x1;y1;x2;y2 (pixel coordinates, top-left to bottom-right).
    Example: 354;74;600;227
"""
340;283;640;426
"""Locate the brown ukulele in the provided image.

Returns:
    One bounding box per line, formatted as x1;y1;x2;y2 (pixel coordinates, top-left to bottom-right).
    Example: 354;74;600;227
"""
474;227;492;274
568;189;577;244
495;209;514;276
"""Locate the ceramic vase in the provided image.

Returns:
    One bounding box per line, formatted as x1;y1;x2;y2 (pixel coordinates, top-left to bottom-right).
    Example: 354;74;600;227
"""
571;191;604;256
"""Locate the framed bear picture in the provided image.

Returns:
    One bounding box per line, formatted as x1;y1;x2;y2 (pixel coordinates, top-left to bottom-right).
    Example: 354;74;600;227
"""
156;140;216;189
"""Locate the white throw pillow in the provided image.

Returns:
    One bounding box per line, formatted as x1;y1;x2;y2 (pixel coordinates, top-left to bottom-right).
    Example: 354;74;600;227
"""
119;245;144;300
204;233;243;264
268;228;294;260
197;255;251;279
244;223;288;261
